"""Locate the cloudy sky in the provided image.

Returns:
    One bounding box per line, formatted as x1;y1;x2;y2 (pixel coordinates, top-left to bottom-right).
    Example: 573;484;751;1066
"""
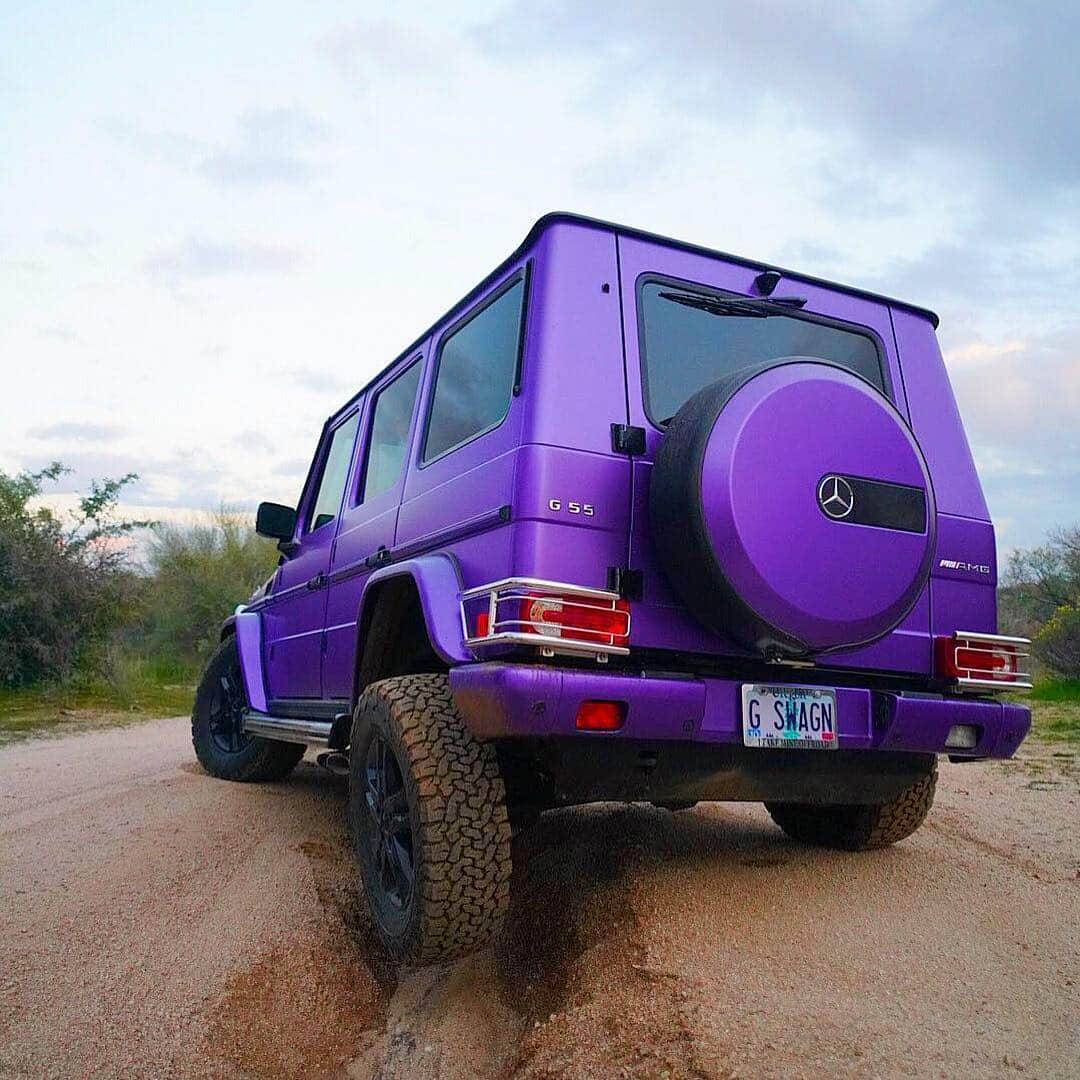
2;1;1076;553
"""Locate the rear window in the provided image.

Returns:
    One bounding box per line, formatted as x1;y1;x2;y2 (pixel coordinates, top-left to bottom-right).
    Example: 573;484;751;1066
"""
422;276;526;464
638;278;887;425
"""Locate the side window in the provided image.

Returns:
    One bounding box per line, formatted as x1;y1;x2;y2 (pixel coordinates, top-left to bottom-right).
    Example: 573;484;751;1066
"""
306;412;359;532
359;359;422;503
422;276;526;464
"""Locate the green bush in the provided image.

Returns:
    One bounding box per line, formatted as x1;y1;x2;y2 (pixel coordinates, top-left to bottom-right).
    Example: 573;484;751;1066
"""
1034;604;1080;678
0;463;148;688
140;510;279;671
1003;526;1080;677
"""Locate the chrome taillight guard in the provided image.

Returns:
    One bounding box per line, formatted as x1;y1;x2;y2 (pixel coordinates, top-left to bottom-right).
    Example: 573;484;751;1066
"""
949;631;1033;692
460;577;631;662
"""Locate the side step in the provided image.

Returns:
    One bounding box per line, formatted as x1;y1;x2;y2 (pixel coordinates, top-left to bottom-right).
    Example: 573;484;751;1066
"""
242;710;333;747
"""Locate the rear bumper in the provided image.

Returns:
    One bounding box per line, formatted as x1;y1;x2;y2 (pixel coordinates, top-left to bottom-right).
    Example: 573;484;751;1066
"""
449;662;1031;760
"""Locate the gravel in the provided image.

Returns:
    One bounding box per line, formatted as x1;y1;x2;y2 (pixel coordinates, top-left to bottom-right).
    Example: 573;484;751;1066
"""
1;717;1076;1078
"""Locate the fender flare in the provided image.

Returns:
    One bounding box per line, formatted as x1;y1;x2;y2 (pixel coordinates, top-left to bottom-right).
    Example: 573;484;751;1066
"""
231;609;269;713
355;553;471;666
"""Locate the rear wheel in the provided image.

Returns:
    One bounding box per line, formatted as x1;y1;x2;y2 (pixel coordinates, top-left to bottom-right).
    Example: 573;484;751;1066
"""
191;638;306;782
348;674;512;964
765;760;937;850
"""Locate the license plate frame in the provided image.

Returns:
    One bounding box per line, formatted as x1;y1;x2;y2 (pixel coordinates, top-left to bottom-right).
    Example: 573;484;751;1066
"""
741;684;839;750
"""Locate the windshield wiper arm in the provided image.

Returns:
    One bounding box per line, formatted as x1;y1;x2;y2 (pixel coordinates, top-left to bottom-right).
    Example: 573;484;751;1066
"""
658;290;808;317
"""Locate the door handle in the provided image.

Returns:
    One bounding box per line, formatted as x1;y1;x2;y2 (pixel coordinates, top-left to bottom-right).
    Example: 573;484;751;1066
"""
306;572;327;591
364;546;392;569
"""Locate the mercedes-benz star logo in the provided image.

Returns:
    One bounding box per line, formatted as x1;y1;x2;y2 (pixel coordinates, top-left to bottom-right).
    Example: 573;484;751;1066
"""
818;475;855;519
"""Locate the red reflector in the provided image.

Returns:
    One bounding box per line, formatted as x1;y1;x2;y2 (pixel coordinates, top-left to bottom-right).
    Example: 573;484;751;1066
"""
575;700;626;731
475;611;490;637
518;593;630;647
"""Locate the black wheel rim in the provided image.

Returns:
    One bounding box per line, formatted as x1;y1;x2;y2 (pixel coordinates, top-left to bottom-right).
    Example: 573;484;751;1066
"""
364;734;415;912
208;659;250;755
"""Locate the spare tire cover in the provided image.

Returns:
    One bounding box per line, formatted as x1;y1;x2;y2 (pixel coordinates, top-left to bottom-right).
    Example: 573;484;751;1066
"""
649;359;936;657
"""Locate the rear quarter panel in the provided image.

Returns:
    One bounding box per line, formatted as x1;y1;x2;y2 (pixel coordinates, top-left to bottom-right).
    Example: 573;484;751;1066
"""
891;308;997;635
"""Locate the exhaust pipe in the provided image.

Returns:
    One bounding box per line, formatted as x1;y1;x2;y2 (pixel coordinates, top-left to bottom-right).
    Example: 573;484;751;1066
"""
316;751;350;777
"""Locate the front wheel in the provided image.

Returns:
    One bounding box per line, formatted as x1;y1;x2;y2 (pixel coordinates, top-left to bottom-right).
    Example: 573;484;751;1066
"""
348;674;512;964
765;759;937;850
191;638;306;782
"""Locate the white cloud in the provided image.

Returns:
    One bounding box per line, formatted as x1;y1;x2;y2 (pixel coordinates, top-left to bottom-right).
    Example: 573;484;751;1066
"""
0;2;1074;553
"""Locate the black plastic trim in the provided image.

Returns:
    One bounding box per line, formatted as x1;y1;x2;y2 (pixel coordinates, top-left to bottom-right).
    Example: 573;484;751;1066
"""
817;474;927;533
607;566;644;600
265;698;348;721
325;505;512;586
610;423;646;455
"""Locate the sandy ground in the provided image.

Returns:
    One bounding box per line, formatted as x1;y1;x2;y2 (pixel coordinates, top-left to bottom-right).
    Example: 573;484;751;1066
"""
0;718;1076;1079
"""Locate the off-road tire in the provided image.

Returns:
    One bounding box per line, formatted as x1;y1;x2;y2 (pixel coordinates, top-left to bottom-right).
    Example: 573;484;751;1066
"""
191;638;306;782
349;673;513;965
765;760;937;850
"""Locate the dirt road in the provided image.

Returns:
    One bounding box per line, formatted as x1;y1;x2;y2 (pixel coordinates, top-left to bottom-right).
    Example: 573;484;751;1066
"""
1;718;1076;1079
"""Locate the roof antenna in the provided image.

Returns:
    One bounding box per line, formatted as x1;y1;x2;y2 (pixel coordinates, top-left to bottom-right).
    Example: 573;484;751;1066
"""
754;270;782;296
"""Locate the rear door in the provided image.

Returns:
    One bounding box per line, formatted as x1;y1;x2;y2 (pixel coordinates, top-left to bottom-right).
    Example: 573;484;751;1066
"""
615;235;931;674
323;354;425;700
261;408;360;700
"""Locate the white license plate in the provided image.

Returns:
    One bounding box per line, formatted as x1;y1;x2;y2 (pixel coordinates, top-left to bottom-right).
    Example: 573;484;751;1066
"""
742;684;838;749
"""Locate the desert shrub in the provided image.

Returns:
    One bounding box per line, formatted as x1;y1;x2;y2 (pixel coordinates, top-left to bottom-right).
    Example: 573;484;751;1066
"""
140;510;279;670
1003;526;1080;677
0;463;148;687
1034;604;1080;678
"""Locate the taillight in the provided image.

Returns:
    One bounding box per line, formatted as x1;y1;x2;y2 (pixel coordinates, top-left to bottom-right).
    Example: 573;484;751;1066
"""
518;593;630;648
934;632;1032;691
460;577;632;661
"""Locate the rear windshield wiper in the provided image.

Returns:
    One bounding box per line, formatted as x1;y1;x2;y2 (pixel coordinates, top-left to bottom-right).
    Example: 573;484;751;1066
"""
658;290;808;318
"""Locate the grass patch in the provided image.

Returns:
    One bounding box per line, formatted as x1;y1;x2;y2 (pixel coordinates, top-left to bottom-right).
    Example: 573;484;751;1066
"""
1028;678;1080;703
1027;699;1080;745
0;661;194;746
1021;681;1080;746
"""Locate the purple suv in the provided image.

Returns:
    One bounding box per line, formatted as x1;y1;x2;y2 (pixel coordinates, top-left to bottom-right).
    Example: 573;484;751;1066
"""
192;213;1032;963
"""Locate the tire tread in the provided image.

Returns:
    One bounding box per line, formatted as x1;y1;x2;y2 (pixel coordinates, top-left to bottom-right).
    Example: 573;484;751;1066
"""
350;673;512;963
191;639;306;783
766;761;937;850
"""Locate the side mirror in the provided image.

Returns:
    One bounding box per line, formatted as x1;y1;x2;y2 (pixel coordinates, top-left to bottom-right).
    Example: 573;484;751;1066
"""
255;502;297;543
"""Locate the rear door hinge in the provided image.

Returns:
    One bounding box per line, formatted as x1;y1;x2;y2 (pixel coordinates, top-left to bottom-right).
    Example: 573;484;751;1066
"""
610;423;646;456
607;566;643;600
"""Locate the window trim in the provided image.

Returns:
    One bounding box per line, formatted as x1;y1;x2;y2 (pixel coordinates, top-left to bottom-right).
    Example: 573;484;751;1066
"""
418;265;530;469
303;408;360;535
635;272;892;430
354;355;423;507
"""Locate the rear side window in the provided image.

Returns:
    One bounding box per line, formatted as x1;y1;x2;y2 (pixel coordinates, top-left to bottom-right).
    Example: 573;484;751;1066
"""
306;412;359;532
639;278;886;425
359;360;422;503
422;276;526;464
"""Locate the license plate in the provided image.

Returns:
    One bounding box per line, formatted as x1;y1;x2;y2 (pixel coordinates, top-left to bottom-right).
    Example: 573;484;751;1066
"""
741;684;838;749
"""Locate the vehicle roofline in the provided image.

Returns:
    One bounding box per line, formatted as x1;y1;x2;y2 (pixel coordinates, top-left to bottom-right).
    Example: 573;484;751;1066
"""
533;211;940;329
327;210;939;424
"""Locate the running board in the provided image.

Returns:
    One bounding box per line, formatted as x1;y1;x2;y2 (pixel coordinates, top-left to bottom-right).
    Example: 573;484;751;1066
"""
241;711;332;747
